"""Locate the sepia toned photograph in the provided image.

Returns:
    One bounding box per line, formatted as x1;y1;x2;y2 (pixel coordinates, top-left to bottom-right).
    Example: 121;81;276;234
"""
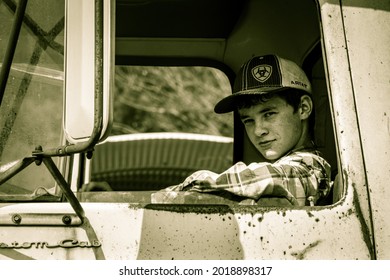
0;0;389;277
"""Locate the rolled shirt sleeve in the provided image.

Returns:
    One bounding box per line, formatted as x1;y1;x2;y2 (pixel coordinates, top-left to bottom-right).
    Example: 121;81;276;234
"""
154;151;332;206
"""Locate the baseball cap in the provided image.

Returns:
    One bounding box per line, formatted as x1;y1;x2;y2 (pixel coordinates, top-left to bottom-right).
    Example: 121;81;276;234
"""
214;54;312;113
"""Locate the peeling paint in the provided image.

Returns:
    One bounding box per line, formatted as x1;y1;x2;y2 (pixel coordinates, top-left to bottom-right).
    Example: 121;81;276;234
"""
351;186;375;259
291;240;322;260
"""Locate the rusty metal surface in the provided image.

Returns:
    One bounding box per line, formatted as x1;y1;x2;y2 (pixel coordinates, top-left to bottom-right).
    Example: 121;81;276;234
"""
318;0;390;259
340;0;390;259
318;0;375;253
0;179;372;259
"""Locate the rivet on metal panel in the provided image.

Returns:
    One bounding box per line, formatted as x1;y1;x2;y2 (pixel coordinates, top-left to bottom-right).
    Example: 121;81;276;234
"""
12;214;22;224
62;215;72;225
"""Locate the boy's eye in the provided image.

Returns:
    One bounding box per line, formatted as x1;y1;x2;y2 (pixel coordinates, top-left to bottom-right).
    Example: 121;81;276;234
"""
264;112;276;118
242;119;254;125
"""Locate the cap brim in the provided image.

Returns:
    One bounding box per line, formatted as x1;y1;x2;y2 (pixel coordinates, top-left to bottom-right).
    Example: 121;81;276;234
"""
214;94;243;114
214;88;285;114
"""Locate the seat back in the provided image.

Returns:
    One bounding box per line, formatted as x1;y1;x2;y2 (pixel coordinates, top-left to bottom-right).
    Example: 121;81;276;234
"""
89;132;233;191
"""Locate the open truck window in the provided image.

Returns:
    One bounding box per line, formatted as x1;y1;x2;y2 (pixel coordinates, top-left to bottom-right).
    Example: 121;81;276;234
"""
82;51;339;207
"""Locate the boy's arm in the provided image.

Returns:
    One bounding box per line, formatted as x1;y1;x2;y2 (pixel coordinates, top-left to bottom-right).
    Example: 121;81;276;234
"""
155;152;331;206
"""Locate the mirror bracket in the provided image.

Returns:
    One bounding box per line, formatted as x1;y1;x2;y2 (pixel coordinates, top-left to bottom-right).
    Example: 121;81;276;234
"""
0;149;85;223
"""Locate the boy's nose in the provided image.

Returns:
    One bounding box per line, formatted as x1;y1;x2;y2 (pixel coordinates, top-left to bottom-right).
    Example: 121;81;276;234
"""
254;121;268;137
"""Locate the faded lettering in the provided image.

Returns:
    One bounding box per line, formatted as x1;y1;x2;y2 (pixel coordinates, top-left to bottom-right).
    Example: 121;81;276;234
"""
291;80;308;88
0;239;101;249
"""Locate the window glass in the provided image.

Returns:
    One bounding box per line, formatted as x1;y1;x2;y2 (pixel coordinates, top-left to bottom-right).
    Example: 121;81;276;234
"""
0;1;65;197
113;66;233;137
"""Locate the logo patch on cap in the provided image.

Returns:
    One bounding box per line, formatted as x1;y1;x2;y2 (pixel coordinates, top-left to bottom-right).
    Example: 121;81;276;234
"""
252;65;272;83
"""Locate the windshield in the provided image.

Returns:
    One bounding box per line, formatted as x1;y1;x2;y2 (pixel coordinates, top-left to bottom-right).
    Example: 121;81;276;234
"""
0;0;65;197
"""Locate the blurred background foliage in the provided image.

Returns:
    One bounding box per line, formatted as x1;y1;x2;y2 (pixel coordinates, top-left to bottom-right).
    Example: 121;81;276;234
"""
112;66;234;137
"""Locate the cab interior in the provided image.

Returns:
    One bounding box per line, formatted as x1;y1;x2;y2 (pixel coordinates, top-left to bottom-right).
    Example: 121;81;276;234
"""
85;0;338;205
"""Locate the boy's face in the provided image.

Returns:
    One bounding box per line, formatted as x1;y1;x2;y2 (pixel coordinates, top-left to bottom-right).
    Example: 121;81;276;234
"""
238;95;309;161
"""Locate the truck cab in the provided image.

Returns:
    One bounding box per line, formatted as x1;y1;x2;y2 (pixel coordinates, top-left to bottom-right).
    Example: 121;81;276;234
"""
0;0;389;260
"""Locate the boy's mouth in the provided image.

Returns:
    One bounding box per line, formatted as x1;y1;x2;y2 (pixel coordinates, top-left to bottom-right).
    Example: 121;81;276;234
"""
258;140;275;148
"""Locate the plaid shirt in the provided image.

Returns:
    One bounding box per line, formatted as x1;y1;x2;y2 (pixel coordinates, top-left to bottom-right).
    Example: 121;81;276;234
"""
152;149;332;206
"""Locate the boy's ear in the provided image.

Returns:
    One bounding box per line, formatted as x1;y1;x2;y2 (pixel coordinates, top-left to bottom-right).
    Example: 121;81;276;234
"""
299;95;313;120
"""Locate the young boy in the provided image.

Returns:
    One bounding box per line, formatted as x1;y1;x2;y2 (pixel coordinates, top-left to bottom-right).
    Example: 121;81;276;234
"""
153;54;332;206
